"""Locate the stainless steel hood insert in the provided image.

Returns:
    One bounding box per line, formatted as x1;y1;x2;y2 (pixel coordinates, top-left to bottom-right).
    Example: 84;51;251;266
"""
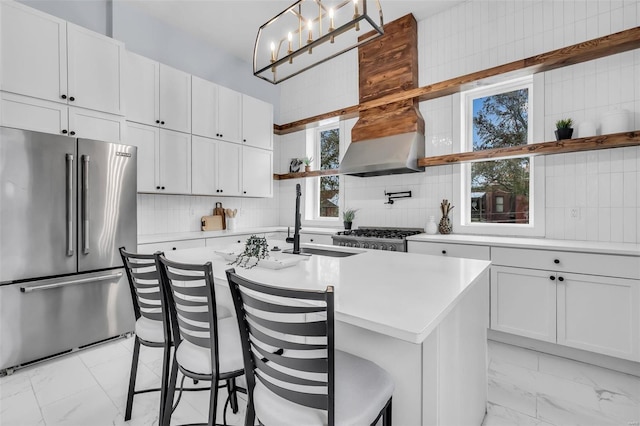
339;132;425;177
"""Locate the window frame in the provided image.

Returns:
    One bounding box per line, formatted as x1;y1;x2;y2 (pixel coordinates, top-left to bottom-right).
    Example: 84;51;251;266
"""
453;75;545;237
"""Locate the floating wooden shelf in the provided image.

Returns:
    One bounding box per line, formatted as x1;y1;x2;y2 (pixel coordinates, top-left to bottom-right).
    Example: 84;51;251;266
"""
274;131;640;180
273;168;341;180
273;27;640;136
417;131;640;167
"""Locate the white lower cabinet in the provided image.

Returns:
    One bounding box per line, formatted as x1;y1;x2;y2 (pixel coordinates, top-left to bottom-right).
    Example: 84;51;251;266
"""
407;241;490;260
300;233;333;245
1;92;125;142
557;273;639;361
205;235;250;249
490;266;557;343
137;238;205;254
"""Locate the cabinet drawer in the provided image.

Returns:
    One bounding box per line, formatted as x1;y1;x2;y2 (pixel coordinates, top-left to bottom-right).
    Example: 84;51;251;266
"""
205;235;252;249
300;234;333;245
407;241;490;260
138;238;205;254
492;247;640;280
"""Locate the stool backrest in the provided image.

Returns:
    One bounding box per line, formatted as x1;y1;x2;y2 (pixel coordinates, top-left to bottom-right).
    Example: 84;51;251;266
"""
225;268;335;425
119;247;169;331
156;255;220;371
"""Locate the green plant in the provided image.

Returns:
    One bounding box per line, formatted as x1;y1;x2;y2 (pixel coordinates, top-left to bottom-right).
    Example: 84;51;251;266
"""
302;156;313;166
555;118;573;129
229;235;269;269
342;208;357;222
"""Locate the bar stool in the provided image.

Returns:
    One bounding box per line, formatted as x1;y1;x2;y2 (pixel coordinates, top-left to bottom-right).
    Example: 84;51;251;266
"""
225;268;394;426
156;254;245;426
119;247;171;423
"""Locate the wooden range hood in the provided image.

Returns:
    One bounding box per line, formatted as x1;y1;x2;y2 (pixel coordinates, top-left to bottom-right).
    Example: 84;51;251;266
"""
339;14;426;177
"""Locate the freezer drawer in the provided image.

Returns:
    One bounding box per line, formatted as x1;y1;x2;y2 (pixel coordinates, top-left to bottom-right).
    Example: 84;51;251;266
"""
0;269;135;372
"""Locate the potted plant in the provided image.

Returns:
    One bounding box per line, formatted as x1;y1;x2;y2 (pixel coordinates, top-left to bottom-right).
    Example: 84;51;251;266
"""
555;118;574;140
342;208;357;230
302;156;313;172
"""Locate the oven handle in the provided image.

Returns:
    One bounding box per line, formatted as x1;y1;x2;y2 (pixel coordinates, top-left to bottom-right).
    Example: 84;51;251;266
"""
20;272;123;293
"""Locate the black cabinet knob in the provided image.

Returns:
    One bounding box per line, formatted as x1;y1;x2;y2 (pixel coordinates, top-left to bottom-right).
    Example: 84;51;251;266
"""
237;240;241;243
161;186;165;190
156;120;160;124
554;259;560;264
70;131;75;136
172;247;177;251
220;134;223;138
550;275;556;281
156;186;160;190
558;276;564;282
69;96;75;102
160;121;165;125
310;239;314;242
442;250;447;254
216;133;220;137
216;189;220;193
62;129;68;134
243;139;247;142
220;189;223;193
61;94;67;100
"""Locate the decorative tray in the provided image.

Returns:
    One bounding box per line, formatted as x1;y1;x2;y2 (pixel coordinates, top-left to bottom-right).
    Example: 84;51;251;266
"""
214;250;302;270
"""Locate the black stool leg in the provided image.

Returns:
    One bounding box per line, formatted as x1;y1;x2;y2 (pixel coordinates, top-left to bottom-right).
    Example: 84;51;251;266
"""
226;378;238;413
383;398;392;426
208;376;219;426
125;337;141;421
158;342;171;424
163;350;180;426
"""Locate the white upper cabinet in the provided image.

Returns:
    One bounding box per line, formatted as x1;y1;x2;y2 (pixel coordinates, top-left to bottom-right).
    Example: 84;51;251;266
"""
125;122;159;192
1;2;123;116
217;140;242;196
192;76;241;143
192;135;242;196
124;53;191;133
124;52;159;127
242;94;273;150
159;64;191;134
242;146;273;198
66;23;124;115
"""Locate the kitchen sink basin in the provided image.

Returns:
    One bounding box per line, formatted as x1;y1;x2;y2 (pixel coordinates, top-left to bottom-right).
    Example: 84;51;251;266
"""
283;247;361;257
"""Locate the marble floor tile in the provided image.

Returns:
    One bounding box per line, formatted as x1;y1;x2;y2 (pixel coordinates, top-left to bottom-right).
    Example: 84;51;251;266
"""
537;393;635;426
0;384;44;426
488;375;538;418
78;339;133;369
40;384;120;426
482;402;554;426
0;369;32;399
29;355;99;407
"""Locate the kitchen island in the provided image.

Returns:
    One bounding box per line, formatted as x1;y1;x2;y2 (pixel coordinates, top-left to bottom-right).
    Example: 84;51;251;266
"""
166;241;491;425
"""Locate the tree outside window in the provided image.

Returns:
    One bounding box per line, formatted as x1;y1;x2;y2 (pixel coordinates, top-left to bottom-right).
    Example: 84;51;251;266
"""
318;128;339;218
468;85;531;224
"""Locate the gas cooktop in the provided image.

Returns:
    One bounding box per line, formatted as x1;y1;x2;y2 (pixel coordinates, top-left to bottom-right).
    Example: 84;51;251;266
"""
332;227;424;251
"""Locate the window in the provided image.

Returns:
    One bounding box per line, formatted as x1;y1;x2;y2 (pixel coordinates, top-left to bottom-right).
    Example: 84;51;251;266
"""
457;77;543;235
317;126;340;218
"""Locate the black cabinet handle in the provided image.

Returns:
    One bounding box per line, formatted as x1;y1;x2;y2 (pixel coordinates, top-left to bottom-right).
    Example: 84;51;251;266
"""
61;94;67;100
69;96;75;102
156;186;160;190
161;186;165;190
172;247;177;251
558;276;564;282
70;131;75;136
156;120;160;124
442;250;447;254
550;275;555;281
62;129;68;134
160;121;165;125
554;259;560;264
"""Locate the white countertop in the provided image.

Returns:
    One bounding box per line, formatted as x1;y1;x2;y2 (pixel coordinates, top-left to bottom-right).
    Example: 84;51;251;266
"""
407;234;640;257
165;241;491;345
138;226;340;245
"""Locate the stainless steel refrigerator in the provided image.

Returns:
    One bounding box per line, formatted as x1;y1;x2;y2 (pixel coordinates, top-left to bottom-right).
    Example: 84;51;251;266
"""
0;126;137;374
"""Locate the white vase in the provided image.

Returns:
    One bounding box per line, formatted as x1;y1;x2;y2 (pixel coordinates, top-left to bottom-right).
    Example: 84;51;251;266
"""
226;218;236;231
426;216;438;235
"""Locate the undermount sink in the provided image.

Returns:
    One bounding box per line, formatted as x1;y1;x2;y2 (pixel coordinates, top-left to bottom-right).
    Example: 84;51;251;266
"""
283;247;361;258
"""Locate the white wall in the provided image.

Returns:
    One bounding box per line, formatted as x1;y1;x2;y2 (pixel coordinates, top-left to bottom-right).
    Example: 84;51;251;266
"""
277;0;640;243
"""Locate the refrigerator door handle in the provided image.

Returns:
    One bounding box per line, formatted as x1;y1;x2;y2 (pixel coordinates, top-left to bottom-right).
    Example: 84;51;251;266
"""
66;153;74;257
82;154;90;255
20;272;123;293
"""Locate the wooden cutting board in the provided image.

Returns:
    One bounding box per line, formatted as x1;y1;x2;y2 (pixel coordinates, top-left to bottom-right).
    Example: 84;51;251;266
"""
213;202;226;229
201;215;223;231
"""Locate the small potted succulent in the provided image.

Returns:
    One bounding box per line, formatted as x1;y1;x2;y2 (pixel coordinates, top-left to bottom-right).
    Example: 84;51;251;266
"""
555;118;574;141
302;156;313;172
342;208;357;230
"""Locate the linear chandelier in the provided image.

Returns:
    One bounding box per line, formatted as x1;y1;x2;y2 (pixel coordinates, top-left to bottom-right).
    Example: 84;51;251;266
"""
254;0;384;84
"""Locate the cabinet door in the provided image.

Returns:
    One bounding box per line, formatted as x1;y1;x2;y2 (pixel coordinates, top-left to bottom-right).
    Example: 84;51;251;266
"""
407;241;490;260
124;52;159;126
242;146;273;197
490;266;556;343
0;1;67;103
557;273;640;361
217;86;242;143
217;141;242;196
0;92;68;136
191;76;218;139
126;122;159;193
68;107;125;143
192;135;218;195
242;94;273;150
159;129;191;194
159;64;191;133
66;23;124;115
